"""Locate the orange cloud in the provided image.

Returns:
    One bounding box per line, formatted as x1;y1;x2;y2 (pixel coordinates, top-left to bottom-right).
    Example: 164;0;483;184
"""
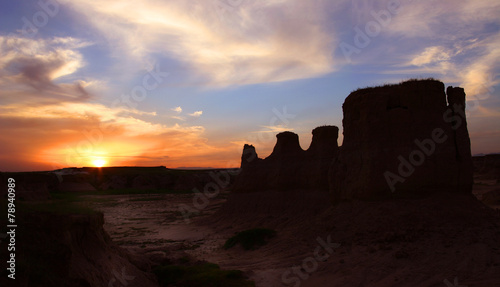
0;34;238;171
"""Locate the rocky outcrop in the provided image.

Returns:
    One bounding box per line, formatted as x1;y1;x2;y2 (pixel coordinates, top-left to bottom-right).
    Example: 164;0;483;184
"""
99;174;129;190
233;125;339;192
0;211;157;287
0;172;59;200
330;79;473;201
473;154;500;182
306;126;340;190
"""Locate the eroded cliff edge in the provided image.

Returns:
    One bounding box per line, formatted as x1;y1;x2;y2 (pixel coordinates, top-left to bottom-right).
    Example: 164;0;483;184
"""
330;79;472;201
233;126;339;192
234;79;473;201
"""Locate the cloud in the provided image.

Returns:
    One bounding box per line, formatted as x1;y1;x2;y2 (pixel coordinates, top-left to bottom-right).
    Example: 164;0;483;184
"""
342;0;500;106
408;46;451;67
170;115;185;121
335;0;500;155
188;111;203;117
172;106;182;113
0;41;220;172
255;125;293;133
59;0;337;86
365;0;500;39
0;97;228;170
0;100;192;137
0;35;93;103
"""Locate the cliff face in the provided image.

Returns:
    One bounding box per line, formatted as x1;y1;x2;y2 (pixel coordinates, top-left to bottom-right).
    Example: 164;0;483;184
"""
0;172;59;200
473;154;500;181
233;125;339;192
0;211;157;287
330;80;473;201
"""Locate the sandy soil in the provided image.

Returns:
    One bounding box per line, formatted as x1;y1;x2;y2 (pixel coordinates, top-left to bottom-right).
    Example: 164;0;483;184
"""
83;186;500;287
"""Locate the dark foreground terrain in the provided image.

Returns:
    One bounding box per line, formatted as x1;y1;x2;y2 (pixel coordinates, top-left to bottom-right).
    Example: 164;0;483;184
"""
0;159;499;286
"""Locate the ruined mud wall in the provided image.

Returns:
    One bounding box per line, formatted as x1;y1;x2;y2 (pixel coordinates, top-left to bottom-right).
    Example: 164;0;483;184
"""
233;126;339;192
329;79;473;201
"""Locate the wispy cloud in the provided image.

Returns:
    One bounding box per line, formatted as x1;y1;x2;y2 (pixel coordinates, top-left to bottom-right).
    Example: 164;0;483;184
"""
341;0;500;104
188;111;203;117
408;46;452;67
60;0;336;86
0;98;227;169
0;33;225;170
172;106;182;113
255;125;293;133
0;35;94;104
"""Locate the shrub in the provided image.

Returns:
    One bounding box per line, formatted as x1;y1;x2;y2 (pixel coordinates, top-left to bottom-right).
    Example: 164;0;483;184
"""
223;228;276;250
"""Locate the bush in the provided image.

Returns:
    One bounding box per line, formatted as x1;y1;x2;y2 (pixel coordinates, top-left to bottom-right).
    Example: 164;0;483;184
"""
223;228;276;250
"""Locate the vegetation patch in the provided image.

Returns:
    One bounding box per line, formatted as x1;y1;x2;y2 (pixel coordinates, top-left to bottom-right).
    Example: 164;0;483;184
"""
153;262;254;287
223;228;276;250
351;77;440;93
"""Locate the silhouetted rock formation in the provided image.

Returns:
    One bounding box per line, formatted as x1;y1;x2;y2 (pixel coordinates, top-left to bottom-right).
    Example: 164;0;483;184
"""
0;211;157;286
0;172;59;200
473;154;500;182
306;126;340;190
330;79;473;201
233;125;339;192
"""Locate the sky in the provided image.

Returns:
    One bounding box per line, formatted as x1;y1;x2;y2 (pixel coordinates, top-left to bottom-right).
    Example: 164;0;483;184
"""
0;0;499;171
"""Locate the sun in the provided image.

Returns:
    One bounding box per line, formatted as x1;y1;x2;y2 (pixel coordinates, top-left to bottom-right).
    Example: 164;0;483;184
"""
92;159;107;167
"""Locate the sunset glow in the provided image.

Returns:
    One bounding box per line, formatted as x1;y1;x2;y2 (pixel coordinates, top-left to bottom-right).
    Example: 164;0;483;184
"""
92;159;107;168
0;0;499;172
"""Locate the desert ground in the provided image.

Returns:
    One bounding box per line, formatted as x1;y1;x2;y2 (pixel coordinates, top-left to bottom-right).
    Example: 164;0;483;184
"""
73;166;500;287
1;159;499;287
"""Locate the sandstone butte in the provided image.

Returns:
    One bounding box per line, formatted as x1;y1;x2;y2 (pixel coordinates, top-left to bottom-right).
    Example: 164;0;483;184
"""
234;79;473;201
